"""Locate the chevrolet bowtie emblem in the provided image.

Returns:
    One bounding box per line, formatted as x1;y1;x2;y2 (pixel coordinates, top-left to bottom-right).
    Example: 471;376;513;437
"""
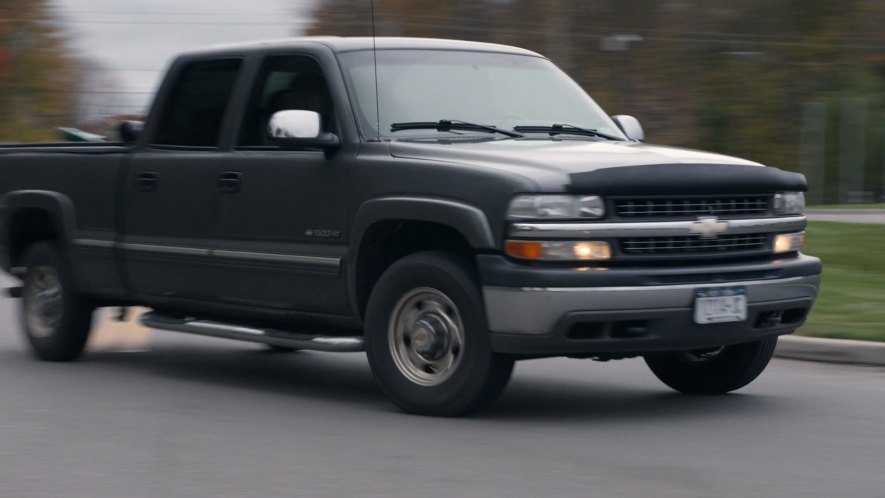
690;216;728;239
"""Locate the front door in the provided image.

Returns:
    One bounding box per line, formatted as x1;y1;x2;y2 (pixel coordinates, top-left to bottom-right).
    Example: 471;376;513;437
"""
210;54;350;314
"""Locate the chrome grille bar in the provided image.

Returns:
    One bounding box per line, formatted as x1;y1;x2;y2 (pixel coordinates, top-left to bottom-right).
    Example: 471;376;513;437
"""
615;195;770;218
509;216;806;239
621;234;769;254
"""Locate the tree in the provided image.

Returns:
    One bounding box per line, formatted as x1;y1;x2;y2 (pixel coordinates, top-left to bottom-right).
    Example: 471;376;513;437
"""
0;0;83;142
306;0;885;200
0;16;9;83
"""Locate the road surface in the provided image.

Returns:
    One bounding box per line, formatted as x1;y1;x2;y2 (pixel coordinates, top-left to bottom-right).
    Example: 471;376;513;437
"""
1;280;884;497
807;209;885;224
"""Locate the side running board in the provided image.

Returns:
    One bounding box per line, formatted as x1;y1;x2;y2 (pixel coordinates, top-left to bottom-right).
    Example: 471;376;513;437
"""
140;312;364;352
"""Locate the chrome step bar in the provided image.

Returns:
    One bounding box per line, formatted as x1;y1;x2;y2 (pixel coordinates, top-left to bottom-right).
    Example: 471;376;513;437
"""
140;312;364;352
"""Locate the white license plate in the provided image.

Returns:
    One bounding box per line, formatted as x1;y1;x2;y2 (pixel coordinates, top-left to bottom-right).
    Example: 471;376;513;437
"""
693;287;747;324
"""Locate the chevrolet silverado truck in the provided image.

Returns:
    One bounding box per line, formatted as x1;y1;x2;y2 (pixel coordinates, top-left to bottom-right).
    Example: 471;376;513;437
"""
0;38;820;416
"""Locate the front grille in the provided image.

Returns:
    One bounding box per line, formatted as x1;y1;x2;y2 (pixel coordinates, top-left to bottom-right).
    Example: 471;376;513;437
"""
621;234;769;255
614;196;770;219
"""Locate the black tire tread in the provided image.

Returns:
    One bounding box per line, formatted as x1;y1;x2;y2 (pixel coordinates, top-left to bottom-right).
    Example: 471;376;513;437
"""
644;336;778;395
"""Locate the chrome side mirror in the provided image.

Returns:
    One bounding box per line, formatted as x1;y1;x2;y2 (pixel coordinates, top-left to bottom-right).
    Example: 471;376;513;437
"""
269;110;321;139
267;110;339;148
611;115;645;142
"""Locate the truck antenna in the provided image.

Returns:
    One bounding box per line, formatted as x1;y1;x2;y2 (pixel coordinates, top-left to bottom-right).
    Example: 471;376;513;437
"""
371;0;381;141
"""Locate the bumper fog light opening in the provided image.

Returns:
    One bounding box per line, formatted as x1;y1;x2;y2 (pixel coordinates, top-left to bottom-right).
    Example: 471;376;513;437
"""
774;231;805;254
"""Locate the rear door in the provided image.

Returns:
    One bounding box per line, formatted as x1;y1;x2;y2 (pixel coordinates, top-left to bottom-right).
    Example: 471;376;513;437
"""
123;58;244;301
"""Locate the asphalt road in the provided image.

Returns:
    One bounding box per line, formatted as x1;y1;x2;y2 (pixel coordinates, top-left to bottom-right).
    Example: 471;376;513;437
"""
2;286;885;497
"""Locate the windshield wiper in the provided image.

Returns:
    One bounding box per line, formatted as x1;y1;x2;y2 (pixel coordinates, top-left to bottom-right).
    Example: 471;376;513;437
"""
391;120;524;138
513;124;623;141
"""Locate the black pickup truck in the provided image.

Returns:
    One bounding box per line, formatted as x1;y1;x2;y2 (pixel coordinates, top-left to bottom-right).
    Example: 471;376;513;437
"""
0;37;820;416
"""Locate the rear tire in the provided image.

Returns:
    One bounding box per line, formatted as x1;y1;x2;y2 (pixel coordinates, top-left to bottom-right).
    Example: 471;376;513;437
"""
644;336;778;394
365;251;514;416
19;242;94;362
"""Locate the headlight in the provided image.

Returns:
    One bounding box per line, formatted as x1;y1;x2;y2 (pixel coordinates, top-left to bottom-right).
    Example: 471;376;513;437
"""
773;192;805;215
507;195;605;220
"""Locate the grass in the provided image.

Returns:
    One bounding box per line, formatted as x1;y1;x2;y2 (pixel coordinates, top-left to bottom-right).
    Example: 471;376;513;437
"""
808;203;885;210
798;221;885;342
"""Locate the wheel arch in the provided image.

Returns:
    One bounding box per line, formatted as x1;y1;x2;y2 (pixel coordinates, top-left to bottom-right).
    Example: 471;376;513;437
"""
1;190;77;271
348;197;497;319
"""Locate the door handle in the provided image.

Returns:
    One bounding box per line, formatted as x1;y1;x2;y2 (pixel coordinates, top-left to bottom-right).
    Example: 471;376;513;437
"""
217;171;242;193
136;172;159;192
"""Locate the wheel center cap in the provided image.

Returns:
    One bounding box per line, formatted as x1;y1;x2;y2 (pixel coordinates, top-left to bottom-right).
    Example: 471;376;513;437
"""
410;314;450;361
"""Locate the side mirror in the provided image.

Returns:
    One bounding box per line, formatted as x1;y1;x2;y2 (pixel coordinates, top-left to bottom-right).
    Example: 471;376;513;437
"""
268;110;339;149
611;115;644;142
119;121;144;144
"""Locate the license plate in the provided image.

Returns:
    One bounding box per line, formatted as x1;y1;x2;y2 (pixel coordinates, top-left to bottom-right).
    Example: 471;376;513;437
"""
693;287;747;324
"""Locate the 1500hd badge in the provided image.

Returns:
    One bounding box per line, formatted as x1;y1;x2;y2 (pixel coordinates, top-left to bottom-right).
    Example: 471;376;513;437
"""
305;229;342;238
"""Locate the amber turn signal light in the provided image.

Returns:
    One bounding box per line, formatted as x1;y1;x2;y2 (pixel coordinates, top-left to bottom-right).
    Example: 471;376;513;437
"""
505;240;611;261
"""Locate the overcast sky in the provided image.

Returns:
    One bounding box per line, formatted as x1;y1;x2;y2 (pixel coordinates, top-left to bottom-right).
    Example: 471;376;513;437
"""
52;0;319;114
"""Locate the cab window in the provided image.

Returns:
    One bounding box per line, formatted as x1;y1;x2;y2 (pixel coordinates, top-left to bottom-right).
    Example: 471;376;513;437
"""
153;59;242;147
238;55;333;147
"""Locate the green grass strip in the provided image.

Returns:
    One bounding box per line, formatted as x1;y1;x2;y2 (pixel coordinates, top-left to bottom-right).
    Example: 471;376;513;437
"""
799;221;885;342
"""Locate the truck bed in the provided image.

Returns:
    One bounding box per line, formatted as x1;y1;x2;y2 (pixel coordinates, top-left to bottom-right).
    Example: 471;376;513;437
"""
0;144;129;295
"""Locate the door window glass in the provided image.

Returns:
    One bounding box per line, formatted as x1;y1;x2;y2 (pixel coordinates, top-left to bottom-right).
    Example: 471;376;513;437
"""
153;59;242;146
238;56;333;146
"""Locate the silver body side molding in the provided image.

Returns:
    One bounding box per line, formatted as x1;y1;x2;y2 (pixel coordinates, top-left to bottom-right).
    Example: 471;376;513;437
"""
73;239;116;249
73;239;340;270
213;249;339;268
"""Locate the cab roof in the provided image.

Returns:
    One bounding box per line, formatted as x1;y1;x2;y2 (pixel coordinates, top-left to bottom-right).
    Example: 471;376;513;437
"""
182;36;544;58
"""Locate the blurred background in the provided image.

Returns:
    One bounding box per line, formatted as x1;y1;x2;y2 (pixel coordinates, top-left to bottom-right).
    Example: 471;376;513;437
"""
3;0;885;205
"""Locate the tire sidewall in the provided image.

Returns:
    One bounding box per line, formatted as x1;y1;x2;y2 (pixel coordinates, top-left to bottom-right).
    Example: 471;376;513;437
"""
365;252;504;415
20;242;92;361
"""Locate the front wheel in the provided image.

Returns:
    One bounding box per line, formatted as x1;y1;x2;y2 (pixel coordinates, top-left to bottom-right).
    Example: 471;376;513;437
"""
365;251;514;416
20;242;94;362
644;336;778;395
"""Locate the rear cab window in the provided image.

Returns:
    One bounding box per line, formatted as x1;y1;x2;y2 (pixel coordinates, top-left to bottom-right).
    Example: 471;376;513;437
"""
152;59;243;147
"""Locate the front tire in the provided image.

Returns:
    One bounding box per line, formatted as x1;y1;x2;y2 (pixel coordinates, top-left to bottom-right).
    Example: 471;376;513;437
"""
644;336;778;395
20;242;94;362
365;251;514;416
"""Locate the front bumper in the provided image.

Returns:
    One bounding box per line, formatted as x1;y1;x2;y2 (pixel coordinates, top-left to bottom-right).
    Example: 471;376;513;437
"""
479;254;821;357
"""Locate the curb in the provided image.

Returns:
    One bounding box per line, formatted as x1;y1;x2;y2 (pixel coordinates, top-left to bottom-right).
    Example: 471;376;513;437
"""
775;335;885;366
805;209;885;225
805;209;885;215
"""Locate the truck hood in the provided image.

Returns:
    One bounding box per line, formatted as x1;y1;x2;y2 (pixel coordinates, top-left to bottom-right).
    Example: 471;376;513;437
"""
388;139;772;191
390;138;762;172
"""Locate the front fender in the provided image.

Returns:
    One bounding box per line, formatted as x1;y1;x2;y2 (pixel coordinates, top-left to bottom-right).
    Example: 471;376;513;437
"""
350;196;496;251
347;196;497;316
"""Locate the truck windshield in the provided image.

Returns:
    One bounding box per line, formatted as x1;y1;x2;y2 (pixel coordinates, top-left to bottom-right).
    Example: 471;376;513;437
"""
339;49;626;141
